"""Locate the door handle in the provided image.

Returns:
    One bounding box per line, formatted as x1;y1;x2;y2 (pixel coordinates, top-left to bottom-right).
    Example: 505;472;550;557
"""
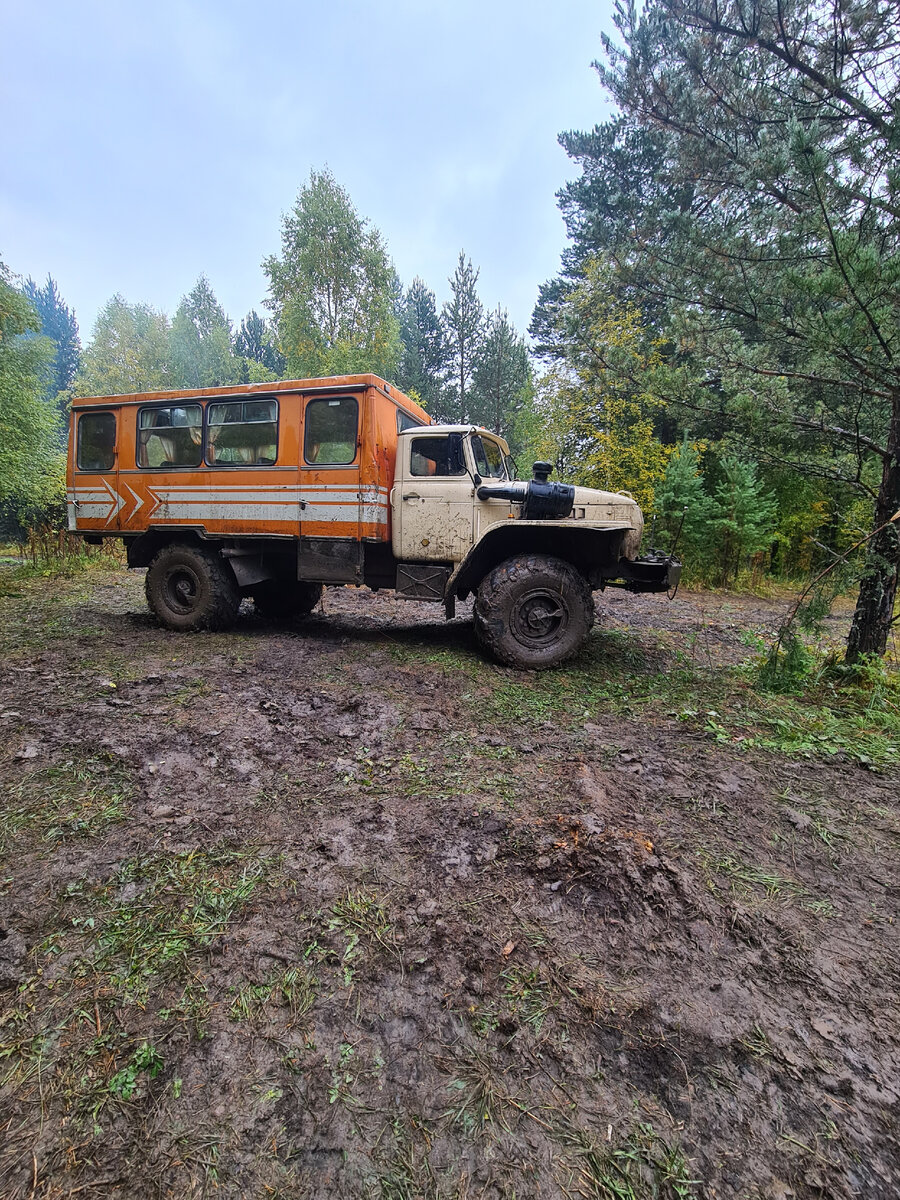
402;493;421;500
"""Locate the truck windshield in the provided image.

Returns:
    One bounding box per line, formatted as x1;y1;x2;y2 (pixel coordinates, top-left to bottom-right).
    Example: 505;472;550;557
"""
470;435;508;479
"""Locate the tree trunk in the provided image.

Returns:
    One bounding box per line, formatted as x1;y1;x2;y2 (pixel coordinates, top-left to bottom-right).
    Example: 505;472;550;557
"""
846;400;900;662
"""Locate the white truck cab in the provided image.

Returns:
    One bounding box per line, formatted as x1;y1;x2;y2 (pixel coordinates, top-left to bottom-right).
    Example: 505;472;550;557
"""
389;424;679;667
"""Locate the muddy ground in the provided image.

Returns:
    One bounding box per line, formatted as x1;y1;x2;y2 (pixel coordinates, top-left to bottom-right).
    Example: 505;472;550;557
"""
0;566;898;1199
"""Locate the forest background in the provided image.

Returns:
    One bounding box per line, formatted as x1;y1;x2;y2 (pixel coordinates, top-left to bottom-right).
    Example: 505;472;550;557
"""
2;0;899;665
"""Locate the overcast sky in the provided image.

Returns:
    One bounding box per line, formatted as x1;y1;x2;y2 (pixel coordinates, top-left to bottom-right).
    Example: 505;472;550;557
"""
1;0;615;346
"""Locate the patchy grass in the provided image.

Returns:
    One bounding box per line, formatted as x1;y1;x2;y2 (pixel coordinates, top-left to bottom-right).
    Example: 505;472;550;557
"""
424;627;900;769
558;1121;699;1200
697;849;807;903
0;541;124;595
65;847;279;1001
0;847;280;1145
368;1118;443;1200
500;964;556;1033
443;1051;514;1137
0;759;131;854
329;888;400;968
2;567;899;1198
229;964;319;1025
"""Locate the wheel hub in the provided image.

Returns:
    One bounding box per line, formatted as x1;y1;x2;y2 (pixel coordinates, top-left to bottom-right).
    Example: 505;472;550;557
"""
510;588;569;648
166;568;200;613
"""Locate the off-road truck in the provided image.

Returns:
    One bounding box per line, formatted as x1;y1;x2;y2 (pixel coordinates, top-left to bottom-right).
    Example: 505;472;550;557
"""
67;373;679;668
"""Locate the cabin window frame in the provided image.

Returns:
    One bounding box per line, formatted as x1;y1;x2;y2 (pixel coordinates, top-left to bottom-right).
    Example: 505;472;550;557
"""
76;410;117;472
135;403;204;469
303;395;360;467
204;397;279;468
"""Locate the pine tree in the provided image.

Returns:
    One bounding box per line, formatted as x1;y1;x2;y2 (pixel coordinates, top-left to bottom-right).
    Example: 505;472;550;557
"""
396;278;448;411
538;0;900;658
0;260;61;508
441;252;483;424
170;276;241;389
22;275;80;427
653;436;713;561
470;306;531;445
710;456;778;587
234;310;285;376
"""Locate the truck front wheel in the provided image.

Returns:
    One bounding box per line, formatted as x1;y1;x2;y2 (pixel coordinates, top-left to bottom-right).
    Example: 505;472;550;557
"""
145;543;240;632
474;555;594;669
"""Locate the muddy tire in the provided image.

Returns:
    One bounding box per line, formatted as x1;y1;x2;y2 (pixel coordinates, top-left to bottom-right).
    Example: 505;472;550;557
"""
474;554;594;669
253;581;322;620
145;543;240;632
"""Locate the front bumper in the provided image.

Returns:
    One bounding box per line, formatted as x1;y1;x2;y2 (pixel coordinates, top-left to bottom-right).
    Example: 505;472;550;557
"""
609;554;682;593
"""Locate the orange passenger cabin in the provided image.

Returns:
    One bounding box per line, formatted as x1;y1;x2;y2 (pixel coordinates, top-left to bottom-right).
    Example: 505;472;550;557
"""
67;375;430;545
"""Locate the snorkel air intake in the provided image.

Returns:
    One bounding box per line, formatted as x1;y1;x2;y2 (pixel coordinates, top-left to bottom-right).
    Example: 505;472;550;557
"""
477;461;575;521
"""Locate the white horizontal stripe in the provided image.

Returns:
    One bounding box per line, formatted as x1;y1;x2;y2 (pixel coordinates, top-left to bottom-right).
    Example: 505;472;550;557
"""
76;504;115;519
305;505;383;523
73;482;390;497
157;503;302;520
361;507;388;524
150;503;386;524
148;485;298;493
140;483;389;494
151;488;379;503
149;495;385;511
156;490;302;503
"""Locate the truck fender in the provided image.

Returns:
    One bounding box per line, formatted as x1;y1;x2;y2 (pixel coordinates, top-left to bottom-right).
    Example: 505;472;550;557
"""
448;521;633;599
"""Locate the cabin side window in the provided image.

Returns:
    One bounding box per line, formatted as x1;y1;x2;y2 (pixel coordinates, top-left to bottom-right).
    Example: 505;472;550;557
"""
137;405;203;468
409;433;466;477
397;408;424;433
77;411;117;471
207;398;278;466
304;397;359;465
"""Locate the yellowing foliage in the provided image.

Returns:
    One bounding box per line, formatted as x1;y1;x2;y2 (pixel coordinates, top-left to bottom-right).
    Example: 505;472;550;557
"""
531;262;675;510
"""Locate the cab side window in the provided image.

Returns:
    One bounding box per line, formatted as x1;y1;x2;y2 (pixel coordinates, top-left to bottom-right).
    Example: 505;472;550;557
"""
207;399;278;466
137;405;203;468
409;434;466;477
77;412;116;471
305;397;358;465
397;409;424;433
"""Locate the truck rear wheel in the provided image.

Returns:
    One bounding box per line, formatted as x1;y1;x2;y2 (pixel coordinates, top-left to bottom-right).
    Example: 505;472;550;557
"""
474;554;594;669
145;543;240;632
253;581;322;620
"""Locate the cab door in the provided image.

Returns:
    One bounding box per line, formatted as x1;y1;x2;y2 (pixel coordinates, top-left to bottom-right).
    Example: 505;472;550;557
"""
69;408;122;532
394;431;475;562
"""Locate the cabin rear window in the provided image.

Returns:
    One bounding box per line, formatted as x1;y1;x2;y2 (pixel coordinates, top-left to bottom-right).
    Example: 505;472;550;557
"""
138;405;202;468
77;411;116;471
207;399;278;466
305;396;358;465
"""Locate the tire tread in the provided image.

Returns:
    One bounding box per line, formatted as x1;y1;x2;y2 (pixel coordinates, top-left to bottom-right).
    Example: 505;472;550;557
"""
145;543;240;631
473;554;594;668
